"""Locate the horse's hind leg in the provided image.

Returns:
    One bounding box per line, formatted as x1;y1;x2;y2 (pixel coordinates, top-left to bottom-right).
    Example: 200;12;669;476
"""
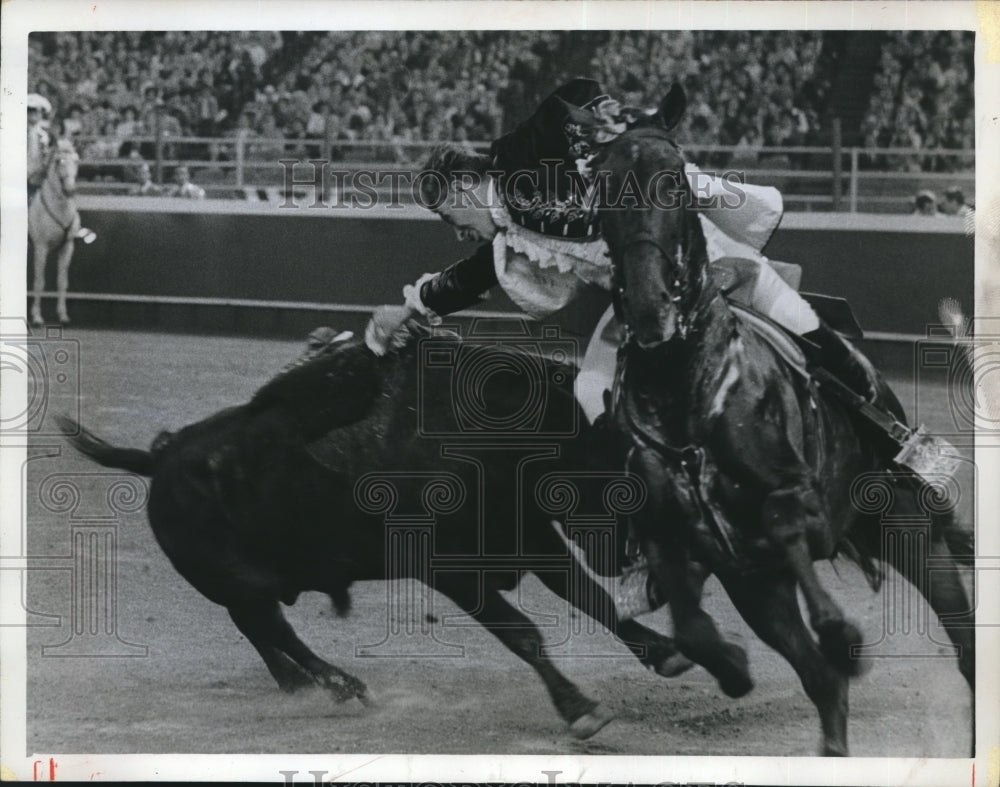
927;532;975;690
532;568;692;678
437;577;612;739
54;239;74;325
721;571;849;756
763;487;865;676
29;239;47;326
227;600;373;705
872;509;975;690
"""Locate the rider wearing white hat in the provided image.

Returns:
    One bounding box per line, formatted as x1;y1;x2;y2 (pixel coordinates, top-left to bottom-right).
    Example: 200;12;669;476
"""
27;93;52;203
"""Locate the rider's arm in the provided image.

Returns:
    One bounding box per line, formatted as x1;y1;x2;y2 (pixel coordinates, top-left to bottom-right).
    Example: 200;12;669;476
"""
407;242;498;321
366;242;498;356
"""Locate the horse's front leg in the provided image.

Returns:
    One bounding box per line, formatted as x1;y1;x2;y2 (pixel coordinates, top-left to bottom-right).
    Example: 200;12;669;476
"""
30;238;48;326
720;570;849;756
646;538;753;697
631;446;752;696
54;238;75;325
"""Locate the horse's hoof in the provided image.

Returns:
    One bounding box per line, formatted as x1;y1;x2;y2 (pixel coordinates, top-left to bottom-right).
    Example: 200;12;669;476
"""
652;651;695;678
321;677;359;704
356;688;377;708
817;619;868;677
58;317;70;326
717;644;754;698
719;672;754;698
568;703;614;739
31;316;43;328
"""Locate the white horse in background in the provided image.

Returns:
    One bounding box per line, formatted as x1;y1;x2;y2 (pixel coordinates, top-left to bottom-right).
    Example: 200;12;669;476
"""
28;137;93;326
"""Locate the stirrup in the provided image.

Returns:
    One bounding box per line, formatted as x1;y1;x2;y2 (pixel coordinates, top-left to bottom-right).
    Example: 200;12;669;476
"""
893;426;962;484
812;367;961;483
615;555;655;621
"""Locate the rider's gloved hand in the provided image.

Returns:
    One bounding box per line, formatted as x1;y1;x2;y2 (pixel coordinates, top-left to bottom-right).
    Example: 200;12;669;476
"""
365;305;417;356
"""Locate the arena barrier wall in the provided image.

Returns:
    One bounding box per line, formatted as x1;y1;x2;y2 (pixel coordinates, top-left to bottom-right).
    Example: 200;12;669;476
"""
34;197;973;342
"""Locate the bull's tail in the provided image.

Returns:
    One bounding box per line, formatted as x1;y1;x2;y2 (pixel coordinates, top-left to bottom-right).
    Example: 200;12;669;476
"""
57;415;155;476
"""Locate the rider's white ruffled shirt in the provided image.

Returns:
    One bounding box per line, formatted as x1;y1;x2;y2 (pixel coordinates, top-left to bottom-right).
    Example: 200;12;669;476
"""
486;165;785;320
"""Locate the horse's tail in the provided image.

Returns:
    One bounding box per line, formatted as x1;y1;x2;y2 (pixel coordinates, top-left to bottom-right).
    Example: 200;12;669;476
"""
940;511;975;564
56;414;156;476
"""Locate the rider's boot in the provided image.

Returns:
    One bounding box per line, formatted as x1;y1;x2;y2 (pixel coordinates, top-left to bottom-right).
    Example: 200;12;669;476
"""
801;321;878;401
801;322;959;480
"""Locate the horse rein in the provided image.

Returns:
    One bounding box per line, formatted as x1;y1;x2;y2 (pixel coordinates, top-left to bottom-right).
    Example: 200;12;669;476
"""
614;354;739;561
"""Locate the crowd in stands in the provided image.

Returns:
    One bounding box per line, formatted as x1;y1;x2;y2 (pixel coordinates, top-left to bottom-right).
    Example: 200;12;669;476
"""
588;30;832;155
861;31;975;171
29;29;973;180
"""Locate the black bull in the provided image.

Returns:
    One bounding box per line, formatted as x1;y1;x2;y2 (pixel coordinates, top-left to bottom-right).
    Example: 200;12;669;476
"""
59;326;691;740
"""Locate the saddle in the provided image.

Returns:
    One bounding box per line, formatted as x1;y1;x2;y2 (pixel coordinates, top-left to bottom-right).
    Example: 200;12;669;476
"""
729;304;809;378
730;301;960;483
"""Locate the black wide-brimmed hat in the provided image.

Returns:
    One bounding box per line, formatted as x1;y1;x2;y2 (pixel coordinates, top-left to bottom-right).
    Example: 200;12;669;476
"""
490;78;608;239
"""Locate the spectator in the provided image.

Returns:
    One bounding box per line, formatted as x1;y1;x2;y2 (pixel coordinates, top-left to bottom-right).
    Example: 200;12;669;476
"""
131;162;163;196
62;103;86;138
913;189;942;217
306;101;328;138
941;186;973;218
122;147;146;184
115;105;141;140
166;166;205;199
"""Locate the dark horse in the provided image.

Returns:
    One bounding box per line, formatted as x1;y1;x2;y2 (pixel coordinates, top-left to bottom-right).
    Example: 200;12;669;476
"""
569;85;975;755
59;324;691;739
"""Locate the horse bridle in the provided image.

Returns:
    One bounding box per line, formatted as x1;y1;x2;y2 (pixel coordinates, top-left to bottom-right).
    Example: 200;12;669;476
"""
36;148;79;246
594;125;706;346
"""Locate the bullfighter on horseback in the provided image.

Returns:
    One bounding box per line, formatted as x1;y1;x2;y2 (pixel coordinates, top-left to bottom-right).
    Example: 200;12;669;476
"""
27;92;52;205
352;78;923;618
367;78;880;423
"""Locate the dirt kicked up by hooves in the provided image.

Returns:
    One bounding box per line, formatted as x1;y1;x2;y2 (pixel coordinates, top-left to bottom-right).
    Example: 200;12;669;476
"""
568;704;615;739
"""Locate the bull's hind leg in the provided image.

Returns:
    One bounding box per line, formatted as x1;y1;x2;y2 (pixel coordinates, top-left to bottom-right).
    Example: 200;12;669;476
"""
721;571;849;756
437;577;612;739
533;569;692;678
228;600;373;705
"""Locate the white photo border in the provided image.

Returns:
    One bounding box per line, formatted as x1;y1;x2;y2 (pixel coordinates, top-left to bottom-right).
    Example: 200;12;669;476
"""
1;1;997;784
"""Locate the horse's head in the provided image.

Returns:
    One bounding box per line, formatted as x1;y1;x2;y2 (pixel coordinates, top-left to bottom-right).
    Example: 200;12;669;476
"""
570;85;708;349
49;138;80;197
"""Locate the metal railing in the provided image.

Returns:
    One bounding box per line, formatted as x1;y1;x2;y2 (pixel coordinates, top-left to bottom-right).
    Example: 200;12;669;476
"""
72;133;975;213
